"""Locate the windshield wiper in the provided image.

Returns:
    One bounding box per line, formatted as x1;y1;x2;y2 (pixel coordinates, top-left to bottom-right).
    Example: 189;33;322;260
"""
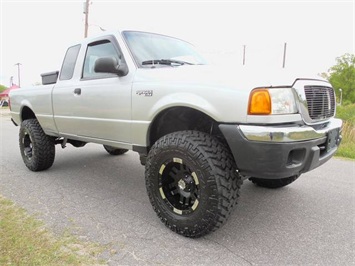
141;59;194;66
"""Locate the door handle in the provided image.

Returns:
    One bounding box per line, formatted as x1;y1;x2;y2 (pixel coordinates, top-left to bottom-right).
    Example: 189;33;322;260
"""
74;88;81;95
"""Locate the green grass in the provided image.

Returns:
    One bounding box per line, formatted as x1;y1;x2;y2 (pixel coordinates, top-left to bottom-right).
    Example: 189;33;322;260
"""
0;195;106;265
336;104;355;125
336;104;355;159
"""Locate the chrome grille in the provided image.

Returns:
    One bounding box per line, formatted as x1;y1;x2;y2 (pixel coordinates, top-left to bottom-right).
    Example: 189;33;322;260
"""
304;86;335;120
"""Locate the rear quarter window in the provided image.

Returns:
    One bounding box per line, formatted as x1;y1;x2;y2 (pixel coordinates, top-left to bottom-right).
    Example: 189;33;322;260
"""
59;44;81;80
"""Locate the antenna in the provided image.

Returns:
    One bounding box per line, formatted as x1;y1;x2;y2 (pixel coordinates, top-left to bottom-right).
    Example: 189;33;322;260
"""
243;45;246;66
282;42;287;68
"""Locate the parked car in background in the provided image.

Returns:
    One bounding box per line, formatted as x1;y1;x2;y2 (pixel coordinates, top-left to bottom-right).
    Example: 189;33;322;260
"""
0;99;9;107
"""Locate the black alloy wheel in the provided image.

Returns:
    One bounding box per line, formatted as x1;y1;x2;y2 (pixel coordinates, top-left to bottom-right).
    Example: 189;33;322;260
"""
22;130;34;161
159;158;200;215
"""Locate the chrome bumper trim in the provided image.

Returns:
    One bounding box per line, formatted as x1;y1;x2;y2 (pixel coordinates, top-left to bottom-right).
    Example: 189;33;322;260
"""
239;118;342;142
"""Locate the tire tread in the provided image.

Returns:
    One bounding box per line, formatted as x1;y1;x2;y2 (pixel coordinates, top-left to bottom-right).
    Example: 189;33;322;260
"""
249;175;299;189
19;119;55;171
145;130;242;238
103;145;129;156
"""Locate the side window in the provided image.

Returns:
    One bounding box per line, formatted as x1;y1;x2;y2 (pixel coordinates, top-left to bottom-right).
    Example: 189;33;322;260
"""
82;40;123;79
59;44;81;80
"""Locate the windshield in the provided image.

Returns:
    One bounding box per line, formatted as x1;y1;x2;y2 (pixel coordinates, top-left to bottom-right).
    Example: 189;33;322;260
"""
122;31;208;67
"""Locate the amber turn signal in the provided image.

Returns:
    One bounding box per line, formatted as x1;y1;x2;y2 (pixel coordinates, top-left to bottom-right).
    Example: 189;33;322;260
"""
248;89;271;115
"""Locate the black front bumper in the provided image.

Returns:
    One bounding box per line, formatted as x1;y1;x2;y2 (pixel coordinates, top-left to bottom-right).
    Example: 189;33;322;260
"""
219;123;342;179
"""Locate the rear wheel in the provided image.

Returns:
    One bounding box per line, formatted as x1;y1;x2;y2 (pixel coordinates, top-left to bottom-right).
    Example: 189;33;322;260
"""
249;175;299;189
103;145;128;156
19;119;55;171
145;131;242;238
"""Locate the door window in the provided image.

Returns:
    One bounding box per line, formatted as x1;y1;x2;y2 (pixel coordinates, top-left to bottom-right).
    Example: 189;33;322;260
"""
82;40;123;79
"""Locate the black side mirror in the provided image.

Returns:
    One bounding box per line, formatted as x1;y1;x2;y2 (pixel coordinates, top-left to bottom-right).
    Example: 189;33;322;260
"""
94;57;128;77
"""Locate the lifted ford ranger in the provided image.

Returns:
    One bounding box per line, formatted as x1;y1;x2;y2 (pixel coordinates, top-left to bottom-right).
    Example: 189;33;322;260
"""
9;30;342;237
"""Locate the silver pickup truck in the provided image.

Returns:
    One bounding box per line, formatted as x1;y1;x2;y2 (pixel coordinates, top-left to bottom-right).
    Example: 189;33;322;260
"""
10;30;342;237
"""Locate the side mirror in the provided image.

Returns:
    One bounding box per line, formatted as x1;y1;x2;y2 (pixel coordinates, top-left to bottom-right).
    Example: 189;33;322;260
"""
94;57;128;77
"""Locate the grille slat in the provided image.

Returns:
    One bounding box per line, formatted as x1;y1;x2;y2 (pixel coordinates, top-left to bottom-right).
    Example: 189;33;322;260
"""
304;86;335;121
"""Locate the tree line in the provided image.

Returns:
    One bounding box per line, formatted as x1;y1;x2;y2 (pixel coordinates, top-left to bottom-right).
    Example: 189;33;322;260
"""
321;53;355;105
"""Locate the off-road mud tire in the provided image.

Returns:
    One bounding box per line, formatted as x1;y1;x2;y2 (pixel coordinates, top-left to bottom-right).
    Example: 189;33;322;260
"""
249;175;299;189
19;119;55;171
145;130;242;238
103;145;129;155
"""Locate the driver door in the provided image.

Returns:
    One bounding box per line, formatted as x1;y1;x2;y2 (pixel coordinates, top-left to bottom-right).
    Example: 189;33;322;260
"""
53;37;132;144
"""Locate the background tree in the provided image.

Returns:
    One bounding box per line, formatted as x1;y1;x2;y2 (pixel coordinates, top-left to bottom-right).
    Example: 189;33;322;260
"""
322;53;355;104
0;84;7;93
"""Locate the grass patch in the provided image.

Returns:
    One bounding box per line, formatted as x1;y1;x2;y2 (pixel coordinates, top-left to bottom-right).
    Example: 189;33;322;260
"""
335;121;355;159
0;195;106;265
336;104;355;124
336;104;355;159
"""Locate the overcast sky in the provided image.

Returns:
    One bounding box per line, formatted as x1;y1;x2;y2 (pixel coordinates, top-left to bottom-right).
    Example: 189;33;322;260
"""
0;0;354;87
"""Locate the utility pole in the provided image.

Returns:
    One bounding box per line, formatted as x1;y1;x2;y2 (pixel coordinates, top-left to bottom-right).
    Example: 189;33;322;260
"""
282;42;287;68
84;0;90;38
14;63;22;87
243;45;246;66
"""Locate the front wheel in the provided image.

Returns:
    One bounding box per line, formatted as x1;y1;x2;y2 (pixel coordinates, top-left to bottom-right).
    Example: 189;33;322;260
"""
249;175;299;189
19;119;55;171
145;131;242;238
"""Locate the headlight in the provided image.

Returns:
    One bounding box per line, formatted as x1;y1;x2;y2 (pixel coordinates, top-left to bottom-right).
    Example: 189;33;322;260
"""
248;88;297;115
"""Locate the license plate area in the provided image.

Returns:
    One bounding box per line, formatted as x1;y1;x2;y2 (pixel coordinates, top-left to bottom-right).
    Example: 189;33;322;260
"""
326;128;340;152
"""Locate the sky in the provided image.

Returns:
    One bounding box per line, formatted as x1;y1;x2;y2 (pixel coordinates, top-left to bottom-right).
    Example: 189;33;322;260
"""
0;0;354;87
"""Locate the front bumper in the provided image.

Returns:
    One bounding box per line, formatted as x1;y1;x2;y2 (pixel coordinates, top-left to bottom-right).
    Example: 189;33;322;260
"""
219;118;342;179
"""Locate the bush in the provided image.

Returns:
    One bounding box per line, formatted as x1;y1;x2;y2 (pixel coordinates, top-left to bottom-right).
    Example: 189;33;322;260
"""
336;104;355;125
336;104;355;159
0;84;7;93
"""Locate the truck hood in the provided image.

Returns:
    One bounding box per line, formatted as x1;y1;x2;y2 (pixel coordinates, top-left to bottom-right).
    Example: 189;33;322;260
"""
133;64;327;90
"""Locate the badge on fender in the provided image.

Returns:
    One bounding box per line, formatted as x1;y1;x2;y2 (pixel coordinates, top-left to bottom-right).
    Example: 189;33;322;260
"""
136;90;153;97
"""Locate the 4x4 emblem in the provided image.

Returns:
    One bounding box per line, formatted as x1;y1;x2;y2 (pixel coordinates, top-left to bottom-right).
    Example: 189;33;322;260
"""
136;90;153;97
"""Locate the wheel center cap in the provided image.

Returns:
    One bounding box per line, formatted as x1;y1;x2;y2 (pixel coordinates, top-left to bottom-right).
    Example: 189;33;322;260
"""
178;179;186;190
